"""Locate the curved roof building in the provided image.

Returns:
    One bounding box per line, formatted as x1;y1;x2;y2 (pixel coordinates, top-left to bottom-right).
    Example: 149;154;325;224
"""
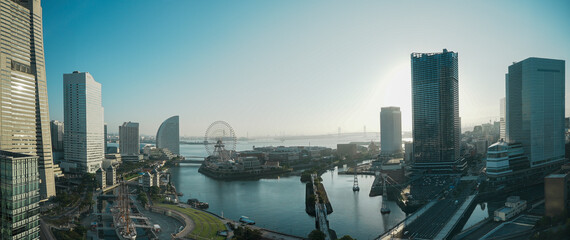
156;116;180;155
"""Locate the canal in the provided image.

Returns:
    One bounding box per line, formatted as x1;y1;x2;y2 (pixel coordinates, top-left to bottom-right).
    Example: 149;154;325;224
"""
169;139;407;239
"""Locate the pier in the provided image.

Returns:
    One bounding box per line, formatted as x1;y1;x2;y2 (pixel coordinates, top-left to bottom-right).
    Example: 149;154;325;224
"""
311;174;334;240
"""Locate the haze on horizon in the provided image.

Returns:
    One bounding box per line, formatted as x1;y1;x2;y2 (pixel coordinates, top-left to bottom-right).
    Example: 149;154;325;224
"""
43;0;570;137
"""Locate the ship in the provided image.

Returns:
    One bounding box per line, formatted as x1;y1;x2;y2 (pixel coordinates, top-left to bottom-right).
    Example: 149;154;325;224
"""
239;216;255;225
113;181;137;240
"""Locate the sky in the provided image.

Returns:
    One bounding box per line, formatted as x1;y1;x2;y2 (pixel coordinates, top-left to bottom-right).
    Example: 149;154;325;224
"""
43;0;570;137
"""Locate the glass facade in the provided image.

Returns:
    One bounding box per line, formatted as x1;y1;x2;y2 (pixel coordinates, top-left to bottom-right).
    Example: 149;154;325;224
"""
156;116;180;155
506;58;565;168
380;107;402;154
411;49;463;173
0;151;40;240
0;0;55;200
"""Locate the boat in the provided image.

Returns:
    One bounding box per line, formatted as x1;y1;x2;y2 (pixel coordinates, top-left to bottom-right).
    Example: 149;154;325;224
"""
381;208;391;214
195;201;209;209
113;181;137;240
187;198;209;209
352;186;360;191
239;216;255;225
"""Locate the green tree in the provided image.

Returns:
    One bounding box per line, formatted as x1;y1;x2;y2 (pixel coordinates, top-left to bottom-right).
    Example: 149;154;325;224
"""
339;235;355;240
137;192;148;206
308;230;326;240
233;226;262;240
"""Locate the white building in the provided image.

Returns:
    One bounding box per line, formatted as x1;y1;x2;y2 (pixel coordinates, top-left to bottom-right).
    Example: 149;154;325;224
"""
63;71;104;173
494;196;527;221
499;97;506;141
380;106;402;155
120;122;140;156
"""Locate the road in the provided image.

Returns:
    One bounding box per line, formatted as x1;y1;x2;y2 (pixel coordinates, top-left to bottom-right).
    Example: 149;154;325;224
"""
402;197;466;239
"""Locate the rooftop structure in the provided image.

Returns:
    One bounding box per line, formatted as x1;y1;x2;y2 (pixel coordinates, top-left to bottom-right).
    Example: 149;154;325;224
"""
494;196;526;221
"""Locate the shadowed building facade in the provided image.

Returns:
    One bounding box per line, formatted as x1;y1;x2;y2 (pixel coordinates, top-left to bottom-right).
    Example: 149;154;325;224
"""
380;106;402;155
156;116;180;155
119;122;140;156
411;49;464;173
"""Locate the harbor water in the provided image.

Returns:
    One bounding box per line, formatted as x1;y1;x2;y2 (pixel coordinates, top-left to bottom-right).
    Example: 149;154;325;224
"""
169;137;408;239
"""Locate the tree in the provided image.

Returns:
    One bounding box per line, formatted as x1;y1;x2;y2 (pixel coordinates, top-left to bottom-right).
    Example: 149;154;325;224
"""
233;226;262;240
137;192;148;206
308;230;326;240
150;186;160;196
339;235;355;240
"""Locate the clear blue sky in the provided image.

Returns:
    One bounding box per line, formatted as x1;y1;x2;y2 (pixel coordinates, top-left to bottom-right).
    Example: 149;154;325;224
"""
43;0;570;137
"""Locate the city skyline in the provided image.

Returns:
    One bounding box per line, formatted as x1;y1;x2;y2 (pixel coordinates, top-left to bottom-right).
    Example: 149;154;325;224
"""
42;1;570;137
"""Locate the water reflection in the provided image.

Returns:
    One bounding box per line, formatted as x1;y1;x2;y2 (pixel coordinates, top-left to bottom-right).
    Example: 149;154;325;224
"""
462;202;489;230
170;163;406;239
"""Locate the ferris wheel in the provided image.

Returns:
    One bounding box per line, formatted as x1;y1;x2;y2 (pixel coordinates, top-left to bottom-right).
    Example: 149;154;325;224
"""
204;121;237;160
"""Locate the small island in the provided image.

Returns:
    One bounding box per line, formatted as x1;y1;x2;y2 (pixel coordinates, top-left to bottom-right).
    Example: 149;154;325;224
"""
198;122;292;180
198;154;292;180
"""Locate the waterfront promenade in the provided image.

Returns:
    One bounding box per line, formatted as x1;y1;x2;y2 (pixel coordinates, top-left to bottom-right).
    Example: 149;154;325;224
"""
154;203;304;240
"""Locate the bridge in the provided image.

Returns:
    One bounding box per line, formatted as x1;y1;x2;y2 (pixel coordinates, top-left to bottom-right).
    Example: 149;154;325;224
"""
311;174;332;240
178;159;204;164
377;178;479;240
177;156;206;164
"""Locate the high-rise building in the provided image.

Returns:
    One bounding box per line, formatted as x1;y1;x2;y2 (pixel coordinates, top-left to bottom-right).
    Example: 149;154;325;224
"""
505;57;565;169
104;123;108;154
0;0;55;204
119;122;140;156
380;107;402;155
156;116;180;155
0;151;41;239
488;57;566;189
411;49;463;173
63;71;104;173
50;120;64;151
499;97;506;141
